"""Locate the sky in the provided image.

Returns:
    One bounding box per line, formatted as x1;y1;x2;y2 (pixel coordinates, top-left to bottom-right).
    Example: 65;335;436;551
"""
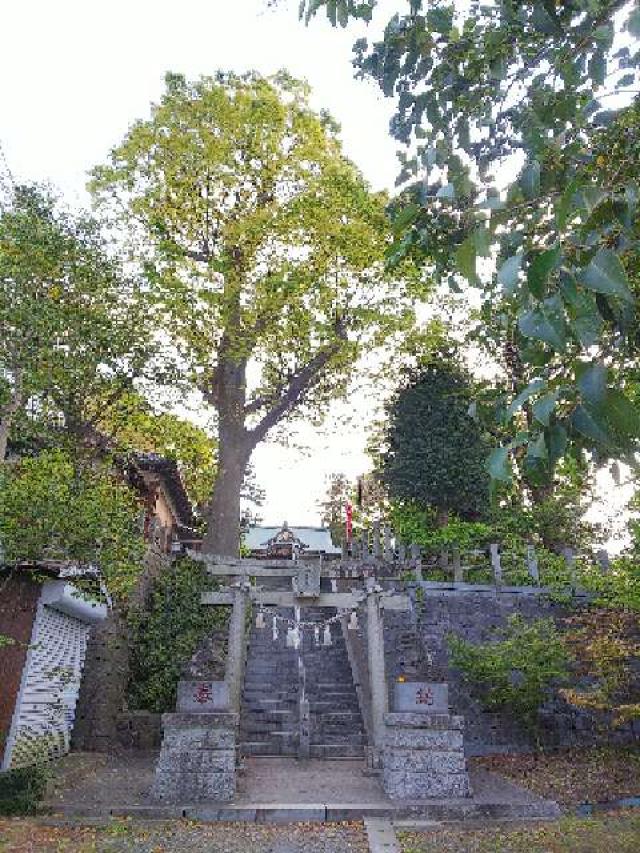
1;0;634;538
1;0;402;525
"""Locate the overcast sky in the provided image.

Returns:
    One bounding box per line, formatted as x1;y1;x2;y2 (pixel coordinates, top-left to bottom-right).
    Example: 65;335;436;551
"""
1;0;403;525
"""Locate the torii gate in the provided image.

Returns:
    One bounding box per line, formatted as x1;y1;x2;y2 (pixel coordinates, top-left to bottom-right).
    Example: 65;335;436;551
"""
194;554;411;762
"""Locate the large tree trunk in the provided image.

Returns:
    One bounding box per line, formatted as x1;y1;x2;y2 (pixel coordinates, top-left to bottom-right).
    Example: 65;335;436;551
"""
201;349;253;557
202;432;252;556
0;374;23;461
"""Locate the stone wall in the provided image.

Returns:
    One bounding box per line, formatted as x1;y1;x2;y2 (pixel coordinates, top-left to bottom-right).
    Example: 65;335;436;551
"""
116;711;162;751
73;545;170;753
384;586;639;755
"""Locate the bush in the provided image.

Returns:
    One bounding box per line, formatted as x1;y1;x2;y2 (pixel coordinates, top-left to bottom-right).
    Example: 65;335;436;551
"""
0;765;50;816
389;501;491;550
579;557;640;612
127;558;229;712
448;614;572;733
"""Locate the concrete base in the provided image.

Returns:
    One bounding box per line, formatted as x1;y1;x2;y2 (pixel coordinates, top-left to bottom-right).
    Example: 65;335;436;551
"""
151;712;238;803
41;754;560;824
382;713;471;801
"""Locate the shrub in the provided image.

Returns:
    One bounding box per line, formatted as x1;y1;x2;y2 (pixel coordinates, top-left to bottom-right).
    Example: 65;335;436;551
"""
448;614;572;733
0;764;50;816
389;501;491;550
579;557;640;612
561;608;640;726
127;557;229;712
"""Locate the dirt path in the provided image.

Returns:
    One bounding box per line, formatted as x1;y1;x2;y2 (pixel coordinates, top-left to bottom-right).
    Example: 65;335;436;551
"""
0;819;370;852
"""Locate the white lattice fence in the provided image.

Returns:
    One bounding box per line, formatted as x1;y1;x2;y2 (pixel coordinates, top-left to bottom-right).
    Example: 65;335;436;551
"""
6;602;92;769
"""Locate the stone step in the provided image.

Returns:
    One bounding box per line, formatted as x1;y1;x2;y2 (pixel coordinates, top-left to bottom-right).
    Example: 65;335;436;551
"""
240;605;366;757
241;712;297;724
316;711;364;723
239;741;299;757
308;743;365;759
310;733;366;745
239;720;296;730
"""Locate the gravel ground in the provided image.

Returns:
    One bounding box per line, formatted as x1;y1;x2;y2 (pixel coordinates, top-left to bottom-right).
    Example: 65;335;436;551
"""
397;812;640;853
0;819;370;853
470;745;640;807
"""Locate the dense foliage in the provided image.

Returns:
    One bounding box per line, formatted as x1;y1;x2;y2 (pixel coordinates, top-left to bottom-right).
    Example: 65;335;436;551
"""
378;362;490;521
448;614;572;732
0;764;50;816
93;390;217;507
0;184;149;461
561;608;640;724
127;558;228;712
299;0;640;479
0;449;145;601
389;501;491;550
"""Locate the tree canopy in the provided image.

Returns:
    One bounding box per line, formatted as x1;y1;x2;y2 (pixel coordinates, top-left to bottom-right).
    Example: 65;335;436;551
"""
297;0;640;481
91;70;418;554
378;360;490;522
0;185;150;460
0;449;145;601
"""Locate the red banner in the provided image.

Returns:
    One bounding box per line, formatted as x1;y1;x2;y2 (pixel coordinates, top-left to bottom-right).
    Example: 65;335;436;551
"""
345;502;353;541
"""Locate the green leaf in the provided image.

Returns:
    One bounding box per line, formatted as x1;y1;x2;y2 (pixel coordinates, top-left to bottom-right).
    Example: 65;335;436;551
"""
532;4;559;35
577;362;607;405
628;6;640;38
511;431;530;449
393;202;420;233
436;183;456;200
580;186;607;215
532;392;557;427
497;253;523;295
506;379;547;419
547;423;568;466
455;235;478;285
474;226;491;257
487;446;511;482
589;50;606;86
555;178;581;231
527;432;548;460
561;277;603;347
519;160;541;200
426;5;454;34
579;249;633;302
571;404;612;446
337;0;349;27
518;298;568;350
527;246;560;299
606;389;640;439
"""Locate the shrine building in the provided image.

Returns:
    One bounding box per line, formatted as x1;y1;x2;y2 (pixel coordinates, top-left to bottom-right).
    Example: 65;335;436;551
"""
242;521;341;560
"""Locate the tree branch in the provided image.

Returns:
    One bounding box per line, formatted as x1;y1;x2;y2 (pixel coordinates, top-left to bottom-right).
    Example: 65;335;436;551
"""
249;320;347;443
0;368;24;461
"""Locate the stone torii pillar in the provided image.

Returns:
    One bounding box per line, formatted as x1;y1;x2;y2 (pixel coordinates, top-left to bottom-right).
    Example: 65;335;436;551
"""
226;580;251;714
366;578;388;767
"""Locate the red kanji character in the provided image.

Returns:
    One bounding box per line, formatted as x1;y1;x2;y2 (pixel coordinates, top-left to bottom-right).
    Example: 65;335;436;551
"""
193;682;213;705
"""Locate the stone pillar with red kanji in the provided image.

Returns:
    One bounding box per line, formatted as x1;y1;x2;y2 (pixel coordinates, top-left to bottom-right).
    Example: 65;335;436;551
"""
382;682;471;800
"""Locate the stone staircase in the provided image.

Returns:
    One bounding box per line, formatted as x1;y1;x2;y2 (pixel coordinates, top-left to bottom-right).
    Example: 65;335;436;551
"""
239;607;367;759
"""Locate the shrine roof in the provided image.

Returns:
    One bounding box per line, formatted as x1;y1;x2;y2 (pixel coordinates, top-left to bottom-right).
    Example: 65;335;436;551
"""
243;525;341;555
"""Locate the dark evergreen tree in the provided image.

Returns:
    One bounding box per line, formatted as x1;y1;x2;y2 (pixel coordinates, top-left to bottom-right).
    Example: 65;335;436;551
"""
379;362;489;523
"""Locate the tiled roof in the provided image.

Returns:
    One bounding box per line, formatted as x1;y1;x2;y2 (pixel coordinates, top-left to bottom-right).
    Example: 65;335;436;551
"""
242;525;341;555
130;452;194;527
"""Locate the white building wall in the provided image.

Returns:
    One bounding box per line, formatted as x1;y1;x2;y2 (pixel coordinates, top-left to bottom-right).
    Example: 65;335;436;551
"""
2;581;106;770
